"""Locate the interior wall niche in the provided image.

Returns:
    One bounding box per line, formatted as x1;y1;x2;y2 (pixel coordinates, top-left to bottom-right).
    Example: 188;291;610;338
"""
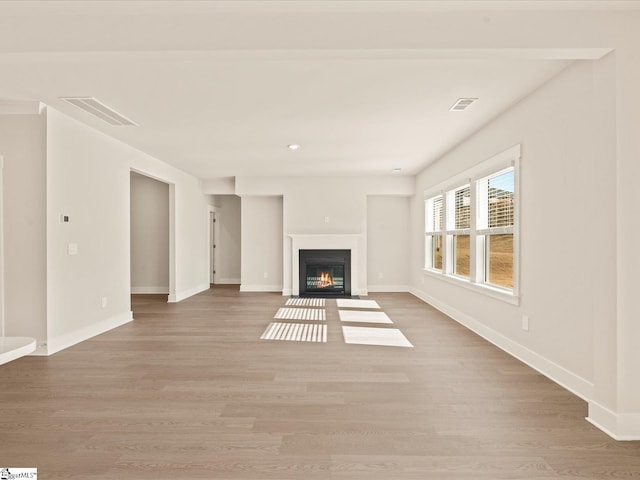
130;171;170;295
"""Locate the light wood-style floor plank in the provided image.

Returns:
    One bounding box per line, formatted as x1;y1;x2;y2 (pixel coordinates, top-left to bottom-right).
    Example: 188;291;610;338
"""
1;286;639;479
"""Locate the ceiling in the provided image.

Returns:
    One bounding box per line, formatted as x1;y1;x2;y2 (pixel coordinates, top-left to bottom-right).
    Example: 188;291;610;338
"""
0;1;622;179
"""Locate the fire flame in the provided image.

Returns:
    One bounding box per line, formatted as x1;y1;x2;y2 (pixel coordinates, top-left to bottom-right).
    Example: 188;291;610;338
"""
317;272;334;288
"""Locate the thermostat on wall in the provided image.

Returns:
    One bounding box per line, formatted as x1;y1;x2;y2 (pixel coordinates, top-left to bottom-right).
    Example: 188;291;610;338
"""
59;214;70;223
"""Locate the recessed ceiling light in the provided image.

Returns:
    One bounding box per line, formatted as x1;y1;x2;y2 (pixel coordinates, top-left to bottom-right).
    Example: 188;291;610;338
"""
288;144;300;150
391;168;402;173
449;98;478;112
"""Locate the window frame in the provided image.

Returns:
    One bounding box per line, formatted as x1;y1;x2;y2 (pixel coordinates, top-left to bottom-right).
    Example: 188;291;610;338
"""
476;167;516;290
445;184;471;279
424;194;444;271
423;145;520;305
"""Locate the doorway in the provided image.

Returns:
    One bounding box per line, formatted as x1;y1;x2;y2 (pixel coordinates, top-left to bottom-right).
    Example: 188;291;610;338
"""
130;171;171;298
208;195;241;285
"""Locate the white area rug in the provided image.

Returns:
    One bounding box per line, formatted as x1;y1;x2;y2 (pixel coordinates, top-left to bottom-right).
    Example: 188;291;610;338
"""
336;299;380;309
338;310;393;324
261;322;327;343
286;298;326;307
274;308;326;321
342;326;413;348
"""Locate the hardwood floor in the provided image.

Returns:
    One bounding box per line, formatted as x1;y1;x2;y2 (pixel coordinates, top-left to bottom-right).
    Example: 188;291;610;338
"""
1;286;639;479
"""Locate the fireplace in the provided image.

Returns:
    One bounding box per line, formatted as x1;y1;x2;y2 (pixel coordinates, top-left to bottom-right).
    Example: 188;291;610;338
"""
299;249;351;297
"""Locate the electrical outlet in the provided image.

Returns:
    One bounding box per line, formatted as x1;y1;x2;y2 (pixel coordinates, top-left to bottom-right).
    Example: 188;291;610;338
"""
263;272;268;279
378;272;384;279
101;297;108;308
324;216;330;224
522;315;529;331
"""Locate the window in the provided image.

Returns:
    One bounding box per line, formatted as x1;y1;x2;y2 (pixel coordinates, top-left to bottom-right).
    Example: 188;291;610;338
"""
477;168;514;289
446;185;471;278
424;195;443;271
423;145;519;302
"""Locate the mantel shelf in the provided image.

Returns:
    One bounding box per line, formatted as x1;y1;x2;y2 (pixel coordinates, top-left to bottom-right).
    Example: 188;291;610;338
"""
288;233;362;238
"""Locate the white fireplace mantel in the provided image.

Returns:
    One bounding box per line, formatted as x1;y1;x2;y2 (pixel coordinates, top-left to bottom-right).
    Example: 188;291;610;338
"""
288;234;366;296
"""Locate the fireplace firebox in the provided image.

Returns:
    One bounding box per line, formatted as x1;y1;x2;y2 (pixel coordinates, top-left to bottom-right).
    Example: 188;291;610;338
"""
299;249;351;297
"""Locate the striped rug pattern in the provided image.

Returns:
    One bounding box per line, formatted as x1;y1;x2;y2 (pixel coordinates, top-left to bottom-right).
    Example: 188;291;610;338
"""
260;322;327;343
285;298;326;307
274;307;326;321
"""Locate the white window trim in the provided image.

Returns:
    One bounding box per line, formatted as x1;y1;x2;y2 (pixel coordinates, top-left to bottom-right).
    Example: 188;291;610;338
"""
445;184;471;278
423;267;520;305
423;144;521;305
424;194;444;271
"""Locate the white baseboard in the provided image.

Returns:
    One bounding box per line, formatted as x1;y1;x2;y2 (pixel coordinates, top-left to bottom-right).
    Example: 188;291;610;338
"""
587;401;640;440
367;285;410;293
131;286;169;294
353;288;368;296
168;283;210;303
41;311;134;356
216;278;241;285
240;284;283;292
409;287;594;401
282;288;292;296
31;342;50;356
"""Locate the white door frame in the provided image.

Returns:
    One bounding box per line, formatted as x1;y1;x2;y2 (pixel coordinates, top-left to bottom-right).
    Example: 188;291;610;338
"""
208;206;219;284
0;156;5;336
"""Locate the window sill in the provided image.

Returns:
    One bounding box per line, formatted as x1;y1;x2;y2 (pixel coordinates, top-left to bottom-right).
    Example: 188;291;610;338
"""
422;269;520;306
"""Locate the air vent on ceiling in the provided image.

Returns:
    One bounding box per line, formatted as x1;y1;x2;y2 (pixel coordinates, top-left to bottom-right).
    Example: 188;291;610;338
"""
449;98;478;112
59;97;138;126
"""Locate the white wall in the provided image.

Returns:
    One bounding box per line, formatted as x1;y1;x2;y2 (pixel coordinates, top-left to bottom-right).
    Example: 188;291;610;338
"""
606;38;640;436
0;113;47;343
240;196;283;291
215;194;241;284
208;195;219;207
411;59;614;401
236;175;414;294
130;172;170;294
282;179;367;235
202;177;235;195
45;107;209;353
367;195;410;291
